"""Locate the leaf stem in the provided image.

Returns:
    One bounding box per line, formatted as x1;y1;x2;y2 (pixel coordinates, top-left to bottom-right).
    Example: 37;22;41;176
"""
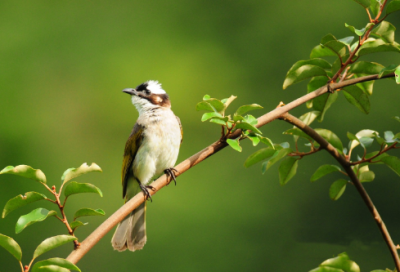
350;142;398;165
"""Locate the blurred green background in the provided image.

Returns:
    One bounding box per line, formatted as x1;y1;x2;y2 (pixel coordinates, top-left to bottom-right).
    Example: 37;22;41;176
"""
1;1;400;271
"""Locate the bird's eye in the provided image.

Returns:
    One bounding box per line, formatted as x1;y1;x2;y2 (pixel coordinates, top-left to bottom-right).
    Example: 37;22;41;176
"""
145;89;150;95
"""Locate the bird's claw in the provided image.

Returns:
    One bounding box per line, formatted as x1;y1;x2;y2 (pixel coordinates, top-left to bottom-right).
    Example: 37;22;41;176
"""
164;168;179;186
139;184;155;202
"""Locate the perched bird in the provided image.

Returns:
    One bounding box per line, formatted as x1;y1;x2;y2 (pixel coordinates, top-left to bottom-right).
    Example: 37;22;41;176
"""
111;80;183;252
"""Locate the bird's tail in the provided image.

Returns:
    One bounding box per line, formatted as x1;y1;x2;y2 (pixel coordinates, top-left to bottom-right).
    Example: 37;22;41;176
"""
111;181;147;251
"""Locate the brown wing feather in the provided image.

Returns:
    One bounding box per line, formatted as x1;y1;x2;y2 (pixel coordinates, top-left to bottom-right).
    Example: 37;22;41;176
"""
122;123;144;198
176;116;183;144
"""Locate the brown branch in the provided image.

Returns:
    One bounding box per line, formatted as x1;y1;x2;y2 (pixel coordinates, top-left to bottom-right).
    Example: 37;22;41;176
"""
280;112;400;271
65;73;395;264
350;142;398;165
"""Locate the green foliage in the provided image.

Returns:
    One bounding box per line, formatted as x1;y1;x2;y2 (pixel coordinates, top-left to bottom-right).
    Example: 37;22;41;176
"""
33;235;77;259
61;162;102;185
64;182;103;198
310;252;360;272
329;179;348;200
311;165;341;182
0;165;47;184
0;163;102;271
31;258;81;272
386;0;400;15
0;233;22;261
278;157;299;185
197;95;270;153
73;208;105;220
2;192;47;218
16;208;57;234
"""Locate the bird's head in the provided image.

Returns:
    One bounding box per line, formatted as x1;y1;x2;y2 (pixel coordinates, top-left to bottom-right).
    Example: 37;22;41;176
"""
123;80;171;114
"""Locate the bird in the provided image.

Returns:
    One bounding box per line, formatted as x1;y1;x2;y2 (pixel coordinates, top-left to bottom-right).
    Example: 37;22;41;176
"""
111;80;183;252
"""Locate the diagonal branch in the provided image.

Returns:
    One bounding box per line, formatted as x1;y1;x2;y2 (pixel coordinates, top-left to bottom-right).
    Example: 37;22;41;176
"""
280;112;400;271
66;72;395;264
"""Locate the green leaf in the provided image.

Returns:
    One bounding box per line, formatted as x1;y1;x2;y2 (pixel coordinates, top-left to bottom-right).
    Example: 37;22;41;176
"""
264;148;292;171
349;61;384;74
244;114;258;125
307;76;328;108
283;59;331;89
345;23;374;36
347;132;359;142
244;148;276;168
384;131;396;142
33;235;77;259
196;101;214;111
203;94;211;100
386;0;400;15
313;92;338;122
319;252;360;272
320;34;337;44
209;118;227;125
226;139;242;152
201;112;223;122
381;156;400;176
61;163;102;185
354;74;375;95
311;165;341;182
322;40;347;57
73;208;105;220
32;258;81;272
329;179;347;200
64;181;103;198
396;66;400;84
310;45;337;59
235;122;262;134
206;98;226;113
235;104;263;116
343;85;370;114
371;21;396;43
283;128;313;141
338;36;355;45
315;129;343;153
260;137;274;148
358;166;375;182
3;192;47;218
352;0;370;8
359;136;374;147
16;208;57;234
70;221;88;231
370;0;380;16
349;129;378;151
279;157;299;185
299;111;320;126
246;134;261;146
0;233;22;261
379;64;399;78
233;114;245;122
0;165;46;184
221;95;237;108
34;265;70;272
357;39;400;56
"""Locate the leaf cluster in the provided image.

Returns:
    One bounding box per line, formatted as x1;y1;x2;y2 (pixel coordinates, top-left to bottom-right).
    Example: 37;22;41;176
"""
0;163;103;272
197;94;274;152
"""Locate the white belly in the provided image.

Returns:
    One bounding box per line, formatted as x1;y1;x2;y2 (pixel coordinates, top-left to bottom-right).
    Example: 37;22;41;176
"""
132;112;181;185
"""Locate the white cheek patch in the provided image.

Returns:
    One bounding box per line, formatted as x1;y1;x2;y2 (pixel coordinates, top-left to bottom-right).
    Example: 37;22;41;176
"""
146;80;166;94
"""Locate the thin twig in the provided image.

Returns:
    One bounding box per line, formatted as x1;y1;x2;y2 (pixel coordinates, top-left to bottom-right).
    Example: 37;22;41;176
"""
65;73;395;264
280;112;400;272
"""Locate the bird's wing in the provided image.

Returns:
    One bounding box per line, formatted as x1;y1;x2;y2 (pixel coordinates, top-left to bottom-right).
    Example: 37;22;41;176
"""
176;115;183;143
122;123;144;198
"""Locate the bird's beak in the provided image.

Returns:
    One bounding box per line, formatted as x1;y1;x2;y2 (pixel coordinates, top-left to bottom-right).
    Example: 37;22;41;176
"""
122;88;137;95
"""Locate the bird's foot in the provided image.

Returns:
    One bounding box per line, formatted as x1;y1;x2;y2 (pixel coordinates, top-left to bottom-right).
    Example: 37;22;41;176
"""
139;183;155;202
164;168;179;186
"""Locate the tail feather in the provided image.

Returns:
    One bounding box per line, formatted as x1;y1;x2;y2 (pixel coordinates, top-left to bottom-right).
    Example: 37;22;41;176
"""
112;180;147;251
